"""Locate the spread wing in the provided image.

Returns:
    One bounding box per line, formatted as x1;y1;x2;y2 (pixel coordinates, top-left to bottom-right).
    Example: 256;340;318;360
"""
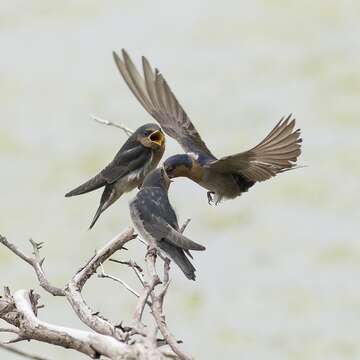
207;115;302;181
113;49;215;158
101;145;151;184
132;188;206;251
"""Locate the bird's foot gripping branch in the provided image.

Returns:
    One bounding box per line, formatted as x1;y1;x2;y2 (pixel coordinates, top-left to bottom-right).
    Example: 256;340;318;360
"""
0;228;194;360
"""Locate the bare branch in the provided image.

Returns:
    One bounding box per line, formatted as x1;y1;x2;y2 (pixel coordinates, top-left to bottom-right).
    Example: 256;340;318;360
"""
1;226;193;359
1;336;27;345
158;258;171;303
0;236;64;296
70;227;136;291
91;114;134;136
133;273;161;326
0;236;32;264
146;250;193;360
64;227;136;340
0;289;152;359
150;296;191;360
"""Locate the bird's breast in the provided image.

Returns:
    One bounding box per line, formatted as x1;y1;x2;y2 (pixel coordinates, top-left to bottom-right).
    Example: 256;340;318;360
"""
129;200;156;246
152;144;165;166
201;170;240;199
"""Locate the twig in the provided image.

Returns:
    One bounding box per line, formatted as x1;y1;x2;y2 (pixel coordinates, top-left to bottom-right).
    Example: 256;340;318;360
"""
98;263;140;299
159;258;171;303
0;236;64;296
133;272;161;325
98;261;155;327
146;250;193;360
1;336;27;345
180;219;191;234
110;259;145;286
91;114;134;136
0;343;49;360
137;237;148;247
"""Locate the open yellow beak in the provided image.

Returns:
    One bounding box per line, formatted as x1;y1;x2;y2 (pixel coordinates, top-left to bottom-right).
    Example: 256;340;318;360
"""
148;130;164;146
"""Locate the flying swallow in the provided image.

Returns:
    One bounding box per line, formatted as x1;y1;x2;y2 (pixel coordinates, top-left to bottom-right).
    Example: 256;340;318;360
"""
129;168;205;280
113;50;302;204
65;123;165;228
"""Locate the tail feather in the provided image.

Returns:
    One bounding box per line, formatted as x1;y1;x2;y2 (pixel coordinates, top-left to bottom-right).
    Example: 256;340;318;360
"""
159;241;196;280
88;186;123;229
65;174;105;197
89;203;104;229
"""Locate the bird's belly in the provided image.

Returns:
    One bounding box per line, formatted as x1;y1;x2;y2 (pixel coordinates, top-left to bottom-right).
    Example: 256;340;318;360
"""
201;172;240;199
113;174;140;194
114;159;156;194
129;201;156;246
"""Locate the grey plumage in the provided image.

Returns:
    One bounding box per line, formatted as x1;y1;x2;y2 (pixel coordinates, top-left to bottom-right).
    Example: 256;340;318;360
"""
113;49;302;204
65;123;165;229
129;168;205;280
113;49;214;157
207;115;302;181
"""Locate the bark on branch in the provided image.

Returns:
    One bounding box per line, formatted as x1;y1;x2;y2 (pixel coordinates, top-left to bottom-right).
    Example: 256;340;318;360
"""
0;226;194;359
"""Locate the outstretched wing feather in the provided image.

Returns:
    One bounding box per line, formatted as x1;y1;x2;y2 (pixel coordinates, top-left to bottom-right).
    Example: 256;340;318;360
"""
113;49;215;158
208;115;302;182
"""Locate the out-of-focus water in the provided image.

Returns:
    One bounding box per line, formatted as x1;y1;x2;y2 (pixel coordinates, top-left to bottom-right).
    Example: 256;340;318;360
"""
1;1;359;359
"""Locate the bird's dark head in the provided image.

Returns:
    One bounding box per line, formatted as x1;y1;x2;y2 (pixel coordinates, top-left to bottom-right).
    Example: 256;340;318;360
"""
142;167;172;190
135;123;165;150
163;154;195;179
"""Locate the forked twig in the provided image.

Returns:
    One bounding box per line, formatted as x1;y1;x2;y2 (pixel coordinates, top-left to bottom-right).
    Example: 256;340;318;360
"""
91;114;134;136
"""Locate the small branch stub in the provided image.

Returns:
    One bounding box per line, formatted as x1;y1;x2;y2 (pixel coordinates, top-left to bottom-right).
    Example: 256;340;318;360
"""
91;114;134;137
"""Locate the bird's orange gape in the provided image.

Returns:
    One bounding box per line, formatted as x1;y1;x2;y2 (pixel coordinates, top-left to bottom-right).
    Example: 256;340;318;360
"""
149;130;164;146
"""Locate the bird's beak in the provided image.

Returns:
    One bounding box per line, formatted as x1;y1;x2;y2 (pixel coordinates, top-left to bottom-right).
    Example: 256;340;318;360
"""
162;165;173;183
148;130;164;146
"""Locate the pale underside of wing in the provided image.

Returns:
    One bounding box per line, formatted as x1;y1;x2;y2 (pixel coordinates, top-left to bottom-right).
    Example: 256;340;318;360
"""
208;114;302;182
113;49;214;158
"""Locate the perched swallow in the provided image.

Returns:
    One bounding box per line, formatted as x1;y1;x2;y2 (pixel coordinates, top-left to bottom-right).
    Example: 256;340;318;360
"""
65;123;165;228
129;168;205;280
113;50;302;204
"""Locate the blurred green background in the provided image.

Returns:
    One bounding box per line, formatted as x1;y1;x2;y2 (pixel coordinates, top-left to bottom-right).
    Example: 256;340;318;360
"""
1;1;359;359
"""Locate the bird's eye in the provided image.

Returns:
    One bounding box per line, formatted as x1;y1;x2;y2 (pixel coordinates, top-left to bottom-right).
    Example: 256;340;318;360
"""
144;130;150;137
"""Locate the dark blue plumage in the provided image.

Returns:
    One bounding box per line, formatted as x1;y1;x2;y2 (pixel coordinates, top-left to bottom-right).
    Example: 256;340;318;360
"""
129;168;205;280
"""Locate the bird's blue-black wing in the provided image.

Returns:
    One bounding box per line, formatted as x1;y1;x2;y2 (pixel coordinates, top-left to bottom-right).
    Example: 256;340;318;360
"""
134;188;205;251
101;145;152;184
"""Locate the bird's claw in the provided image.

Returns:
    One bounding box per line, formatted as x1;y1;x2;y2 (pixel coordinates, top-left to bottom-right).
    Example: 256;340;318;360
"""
146;244;158;258
207;191;215;205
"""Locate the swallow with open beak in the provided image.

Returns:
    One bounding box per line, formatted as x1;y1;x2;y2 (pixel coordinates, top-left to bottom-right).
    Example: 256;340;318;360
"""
129;168;205;280
65;123;165;228
113;50;302;204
